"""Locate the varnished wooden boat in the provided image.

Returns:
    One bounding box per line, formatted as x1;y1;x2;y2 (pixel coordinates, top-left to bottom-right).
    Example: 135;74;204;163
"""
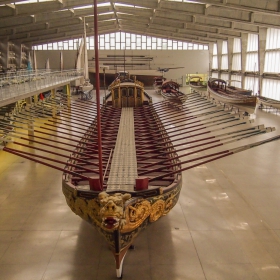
257;95;280;110
2;87;280;278
62;77;181;277
1;3;280;278
207;78;256;114
161;80;187;104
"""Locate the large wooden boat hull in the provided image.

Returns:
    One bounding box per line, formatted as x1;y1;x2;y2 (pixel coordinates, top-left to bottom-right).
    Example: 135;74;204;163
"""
207;81;257;114
61;99;181;277
2;88;280;278
257;96;280;110
62;175;182;274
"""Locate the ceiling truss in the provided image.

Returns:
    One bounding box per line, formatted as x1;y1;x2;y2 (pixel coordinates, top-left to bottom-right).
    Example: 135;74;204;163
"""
0;0;280;46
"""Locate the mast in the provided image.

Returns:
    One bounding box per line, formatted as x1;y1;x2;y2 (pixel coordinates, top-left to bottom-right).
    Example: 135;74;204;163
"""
93;0;103;186
75;38;84;70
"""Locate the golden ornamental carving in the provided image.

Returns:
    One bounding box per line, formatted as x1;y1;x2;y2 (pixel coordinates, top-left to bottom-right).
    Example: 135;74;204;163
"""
149;200;166;222
64;181;182;235
163;196;174;215
121;200;151;233
98;192;132;231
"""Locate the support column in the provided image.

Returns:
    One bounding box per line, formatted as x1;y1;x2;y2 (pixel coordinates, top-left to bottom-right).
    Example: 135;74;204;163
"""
258;28;267;95
227;38;234;82
65;84;71;108
25;97;34;143
217;40;223;79
241;33;248;88
33;94;38;103
51;88;56;118
208;42;214;78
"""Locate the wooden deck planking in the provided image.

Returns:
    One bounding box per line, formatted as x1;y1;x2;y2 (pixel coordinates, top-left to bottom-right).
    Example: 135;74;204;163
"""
106;107;138;191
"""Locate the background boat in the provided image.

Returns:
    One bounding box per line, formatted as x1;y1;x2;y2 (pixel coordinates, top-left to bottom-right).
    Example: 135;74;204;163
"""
257;95;280;110
189;75;207;89
207;78;256;114
161;80;187;105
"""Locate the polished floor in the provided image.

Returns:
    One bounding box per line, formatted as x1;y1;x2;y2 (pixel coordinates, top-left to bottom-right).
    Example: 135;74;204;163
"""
1;89;280;280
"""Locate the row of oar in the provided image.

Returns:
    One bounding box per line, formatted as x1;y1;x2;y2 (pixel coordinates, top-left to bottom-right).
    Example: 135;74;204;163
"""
1;91;280;185
141;91;280;181
0;96;104;180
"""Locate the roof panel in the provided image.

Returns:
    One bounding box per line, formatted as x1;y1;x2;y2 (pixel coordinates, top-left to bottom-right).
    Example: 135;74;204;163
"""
0;0;279;45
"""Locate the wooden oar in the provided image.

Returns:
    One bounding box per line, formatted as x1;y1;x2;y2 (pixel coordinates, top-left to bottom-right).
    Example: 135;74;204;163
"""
1;129;109;154
0;146;90;180
136;117;252;151
1;137;103;170
148;135;280;182
137;113;247;138
137;124;267;161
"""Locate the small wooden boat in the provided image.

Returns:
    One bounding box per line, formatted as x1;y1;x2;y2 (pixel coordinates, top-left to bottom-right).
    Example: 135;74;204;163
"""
257;95;280;110
153;76;166;94
189;76;207;89
161;80;187;105
207;78;256;114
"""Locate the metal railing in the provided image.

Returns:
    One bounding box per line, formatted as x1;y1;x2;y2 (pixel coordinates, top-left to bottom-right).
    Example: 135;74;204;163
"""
0;69;84;104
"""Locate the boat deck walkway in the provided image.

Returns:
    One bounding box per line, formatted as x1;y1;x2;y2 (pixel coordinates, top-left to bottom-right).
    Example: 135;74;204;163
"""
106;107;138;191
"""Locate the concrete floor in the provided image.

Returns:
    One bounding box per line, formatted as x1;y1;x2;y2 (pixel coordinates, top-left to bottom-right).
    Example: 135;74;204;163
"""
0;89;280;280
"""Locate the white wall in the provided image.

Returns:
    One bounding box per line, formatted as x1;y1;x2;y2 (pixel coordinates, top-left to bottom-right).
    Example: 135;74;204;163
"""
35;49;209;86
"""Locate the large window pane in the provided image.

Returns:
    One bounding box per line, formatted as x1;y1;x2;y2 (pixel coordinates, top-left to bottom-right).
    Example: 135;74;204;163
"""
245;76;259;94
246;53;259;72
262;79;280;100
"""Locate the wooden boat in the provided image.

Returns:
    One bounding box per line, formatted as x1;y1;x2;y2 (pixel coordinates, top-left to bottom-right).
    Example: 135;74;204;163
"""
62;78;180;278
1;3;280;278
2;87;280;278
207;78;256;114
161;80;187;104
153;76;166;94
257;95;280;110
189;75;207;89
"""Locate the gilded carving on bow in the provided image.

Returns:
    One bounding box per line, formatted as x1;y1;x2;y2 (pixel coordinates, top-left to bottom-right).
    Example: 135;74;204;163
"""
121;200;151;232
149;200;165;222
64;183;182;237
64;193;102;226
98;192;131;230
87;198;102;226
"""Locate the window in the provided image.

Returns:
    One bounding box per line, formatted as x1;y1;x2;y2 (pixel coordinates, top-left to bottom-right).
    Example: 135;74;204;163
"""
264;28;280;73
33;32;209;51
221;41;228;70
212;43;218;69
246;34;259;72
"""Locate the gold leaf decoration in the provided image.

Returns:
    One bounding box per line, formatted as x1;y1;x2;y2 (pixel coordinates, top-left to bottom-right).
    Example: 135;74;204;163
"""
149;200;165;222
121;200;151;232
